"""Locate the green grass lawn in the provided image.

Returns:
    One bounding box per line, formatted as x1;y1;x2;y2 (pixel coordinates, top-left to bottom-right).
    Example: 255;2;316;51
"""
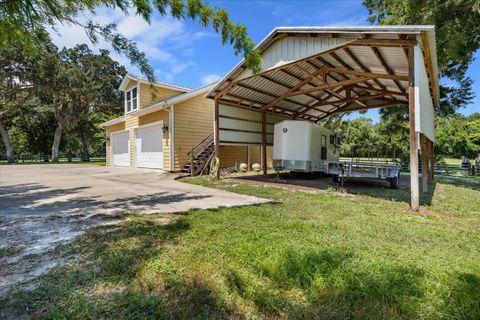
2;176;480;319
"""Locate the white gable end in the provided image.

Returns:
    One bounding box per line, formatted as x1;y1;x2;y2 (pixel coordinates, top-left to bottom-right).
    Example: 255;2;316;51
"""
237;36;351;80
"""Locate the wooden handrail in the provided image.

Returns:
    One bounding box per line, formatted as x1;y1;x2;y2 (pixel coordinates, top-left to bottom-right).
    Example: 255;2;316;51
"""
187;132;214;157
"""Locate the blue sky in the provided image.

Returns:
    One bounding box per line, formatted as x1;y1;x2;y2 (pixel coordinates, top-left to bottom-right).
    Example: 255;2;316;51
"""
50;0;479;119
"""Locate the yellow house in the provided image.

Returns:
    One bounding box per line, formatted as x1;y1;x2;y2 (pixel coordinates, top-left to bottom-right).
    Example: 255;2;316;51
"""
101;74;272;173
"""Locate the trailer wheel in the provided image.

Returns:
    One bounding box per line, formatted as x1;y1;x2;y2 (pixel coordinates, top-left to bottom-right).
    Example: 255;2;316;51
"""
332;175;340;183
389;174;400;189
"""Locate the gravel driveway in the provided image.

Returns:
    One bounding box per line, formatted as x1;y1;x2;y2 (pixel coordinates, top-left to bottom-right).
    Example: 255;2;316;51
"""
0;164;268;295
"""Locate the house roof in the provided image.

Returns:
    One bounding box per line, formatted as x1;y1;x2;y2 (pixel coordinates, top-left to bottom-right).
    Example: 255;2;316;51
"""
129;82;217;117
205;25;439;123
207;25;439;109
119;74;192;92
101;82;217;128
100;116;126;128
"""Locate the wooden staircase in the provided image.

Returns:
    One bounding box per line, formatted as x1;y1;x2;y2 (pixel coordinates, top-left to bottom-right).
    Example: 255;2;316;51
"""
181;132;215;176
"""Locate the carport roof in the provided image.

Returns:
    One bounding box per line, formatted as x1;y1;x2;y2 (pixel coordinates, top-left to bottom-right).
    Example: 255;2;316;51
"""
207;26;439;122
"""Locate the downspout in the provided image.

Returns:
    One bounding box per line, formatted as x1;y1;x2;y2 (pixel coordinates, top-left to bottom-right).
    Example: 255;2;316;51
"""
168;105;175;172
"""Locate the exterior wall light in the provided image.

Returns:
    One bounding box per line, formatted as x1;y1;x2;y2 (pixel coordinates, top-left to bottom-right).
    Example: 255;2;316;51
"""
162;124;169;134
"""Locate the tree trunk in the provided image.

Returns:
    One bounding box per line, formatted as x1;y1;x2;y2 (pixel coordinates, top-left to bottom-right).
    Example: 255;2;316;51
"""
81;135;90;162
0;120;15;163
51;123;64;163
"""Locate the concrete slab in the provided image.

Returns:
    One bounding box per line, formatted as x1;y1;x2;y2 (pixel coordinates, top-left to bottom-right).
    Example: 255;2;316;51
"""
0;164;269;295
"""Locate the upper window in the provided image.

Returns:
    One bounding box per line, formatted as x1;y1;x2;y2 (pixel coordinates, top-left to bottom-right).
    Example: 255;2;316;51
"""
125;87;138;113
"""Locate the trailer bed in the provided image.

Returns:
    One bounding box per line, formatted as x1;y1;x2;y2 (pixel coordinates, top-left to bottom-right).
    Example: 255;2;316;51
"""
325;160;401;189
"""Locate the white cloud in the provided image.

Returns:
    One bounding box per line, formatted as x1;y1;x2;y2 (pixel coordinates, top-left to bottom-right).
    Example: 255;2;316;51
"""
48;8;214;84
201;74;222;86
116;15;151;38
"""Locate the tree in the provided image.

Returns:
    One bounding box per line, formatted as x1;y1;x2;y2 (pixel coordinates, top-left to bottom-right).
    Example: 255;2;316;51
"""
0;43;34;162
377;106;409;160
26;43;125;162
0;0;261;79
336;117;379;158
363;0;480;115
435;113;480;158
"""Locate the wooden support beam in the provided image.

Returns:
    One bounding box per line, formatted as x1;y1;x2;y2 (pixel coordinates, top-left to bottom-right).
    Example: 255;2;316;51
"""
292;64;353;101
370;46;406;93
247;146;251;172
350;38;416;47
236;82;307;108
260;73;327;104
429;139;435;181
294;93;333;117
318;98;407;119
213;66;247;100
224;93;297;115
408;45;420;211
342;47;389;93
421;32;440;107
310;58;369;102
287;75;378;97
262;66;328;110
324;66;408;81
261;109;267;175
214;98;220;179
310;93;385;109
349;85;408;97
329;52;353;70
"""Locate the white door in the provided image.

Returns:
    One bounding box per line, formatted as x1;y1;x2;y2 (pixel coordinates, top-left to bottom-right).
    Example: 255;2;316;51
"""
112;131;129;166
136;124;163;169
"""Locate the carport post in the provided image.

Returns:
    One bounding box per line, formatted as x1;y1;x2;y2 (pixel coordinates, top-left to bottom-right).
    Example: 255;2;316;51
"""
430;140;435;181
261;109;267;175
408;45;420;211
214;98;220;179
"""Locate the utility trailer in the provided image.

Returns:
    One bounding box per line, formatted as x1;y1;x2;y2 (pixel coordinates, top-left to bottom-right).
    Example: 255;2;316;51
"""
325;160;401;189
273;120;340;172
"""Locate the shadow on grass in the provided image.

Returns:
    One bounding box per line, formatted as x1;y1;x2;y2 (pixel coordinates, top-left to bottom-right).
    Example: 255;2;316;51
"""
226;248;426;319
3;214;480;319
1;215;235;319
0;182;212;217
231;173;440;207
441;272;480;319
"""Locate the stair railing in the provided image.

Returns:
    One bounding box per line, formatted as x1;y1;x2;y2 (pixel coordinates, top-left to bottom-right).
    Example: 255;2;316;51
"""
186;132;214;161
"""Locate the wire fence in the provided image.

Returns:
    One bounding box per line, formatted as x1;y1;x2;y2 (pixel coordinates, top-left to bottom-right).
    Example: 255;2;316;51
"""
0;154;106;164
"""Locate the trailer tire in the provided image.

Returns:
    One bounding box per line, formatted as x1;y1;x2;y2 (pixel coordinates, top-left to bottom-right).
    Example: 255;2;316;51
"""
389;174;400;189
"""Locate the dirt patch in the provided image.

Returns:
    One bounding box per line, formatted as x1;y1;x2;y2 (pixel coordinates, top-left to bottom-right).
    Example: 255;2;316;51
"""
0;213;123;296
229;172;407;193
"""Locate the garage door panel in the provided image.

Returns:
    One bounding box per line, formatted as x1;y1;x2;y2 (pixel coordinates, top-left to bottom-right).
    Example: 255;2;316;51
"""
136;125;163;169
112;131;129;166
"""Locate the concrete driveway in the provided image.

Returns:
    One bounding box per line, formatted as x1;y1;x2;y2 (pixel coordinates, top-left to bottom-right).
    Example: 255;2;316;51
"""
0;164;268;294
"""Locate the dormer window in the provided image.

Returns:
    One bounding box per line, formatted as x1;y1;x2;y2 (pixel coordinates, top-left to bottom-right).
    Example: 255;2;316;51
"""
125;86;138;113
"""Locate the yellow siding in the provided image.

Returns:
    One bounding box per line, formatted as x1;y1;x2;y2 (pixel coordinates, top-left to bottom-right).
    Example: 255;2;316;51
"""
219;145;273;169
125;79;137;91
138;110;170;170
173;95;214;171
124;114;139;166
105;122;125;166
219;146;248;167
139;83;183;108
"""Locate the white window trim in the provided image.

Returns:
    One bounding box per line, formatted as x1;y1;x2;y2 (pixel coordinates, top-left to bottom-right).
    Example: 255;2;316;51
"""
125;85;140;114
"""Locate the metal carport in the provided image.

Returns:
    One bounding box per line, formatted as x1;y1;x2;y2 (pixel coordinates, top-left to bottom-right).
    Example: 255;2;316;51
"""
207;26;439;211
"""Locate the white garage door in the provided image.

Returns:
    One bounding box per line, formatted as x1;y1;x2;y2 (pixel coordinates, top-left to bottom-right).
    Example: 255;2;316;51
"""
112;131;129;166
136;124;163;169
